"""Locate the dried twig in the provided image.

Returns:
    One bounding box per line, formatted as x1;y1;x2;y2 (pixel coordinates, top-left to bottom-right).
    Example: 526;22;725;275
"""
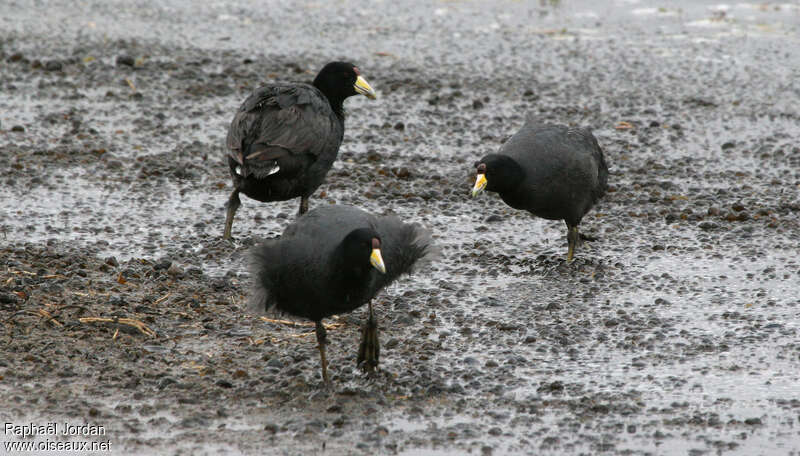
2;309;41;324
9;269;36;276
71;290;112;298
49;304;89;317
259;317;343;330
247;337;265;346
79;317;156;337
259;317;311;327
37;309;62;327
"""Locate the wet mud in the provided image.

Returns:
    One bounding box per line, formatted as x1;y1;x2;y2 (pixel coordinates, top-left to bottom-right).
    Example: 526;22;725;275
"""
1;1;799;454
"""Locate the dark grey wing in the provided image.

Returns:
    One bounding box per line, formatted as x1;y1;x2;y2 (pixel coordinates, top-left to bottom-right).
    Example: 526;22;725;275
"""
247;238;284;314
512;121;609;202
567;127;608;204
371;214;437;289
248;233;330;316
587;130;609;203
282;205;371;241
283;205;436;287
226;84;341;179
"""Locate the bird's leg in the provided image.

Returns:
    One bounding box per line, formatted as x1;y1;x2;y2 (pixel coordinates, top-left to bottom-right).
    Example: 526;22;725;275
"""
357;300;380;373
223;189;241;240
315;320;330;385
299;196;309;216
566;224;580;262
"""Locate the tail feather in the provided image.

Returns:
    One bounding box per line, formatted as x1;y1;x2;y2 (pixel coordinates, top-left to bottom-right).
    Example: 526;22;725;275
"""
375;216;438;287
404;224;440;274
594;140;609;203
247;242;278;315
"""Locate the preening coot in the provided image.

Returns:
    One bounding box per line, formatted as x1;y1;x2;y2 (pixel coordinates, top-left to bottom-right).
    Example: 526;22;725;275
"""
472;121;608;261
223;62;377;239
249;205;436;384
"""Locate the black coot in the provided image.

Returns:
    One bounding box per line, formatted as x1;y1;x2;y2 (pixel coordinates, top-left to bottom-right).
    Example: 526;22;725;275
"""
472;121;608;261
223;62;377;239
249;205;435;383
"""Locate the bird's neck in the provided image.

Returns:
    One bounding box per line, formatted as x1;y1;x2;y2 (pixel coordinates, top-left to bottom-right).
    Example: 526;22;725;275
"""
327;99;346;119
331;265;373;306
488;155;525;193
330;247;371;288
312;79;346;119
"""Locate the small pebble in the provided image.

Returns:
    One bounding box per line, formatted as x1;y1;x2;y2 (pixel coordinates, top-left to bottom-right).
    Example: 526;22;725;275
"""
153;259;172;270
167;264;184;277
116;55;136;67
44;60;63;71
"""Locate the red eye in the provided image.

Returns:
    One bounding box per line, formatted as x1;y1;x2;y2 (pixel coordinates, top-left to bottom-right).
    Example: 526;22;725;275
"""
353;67;361;76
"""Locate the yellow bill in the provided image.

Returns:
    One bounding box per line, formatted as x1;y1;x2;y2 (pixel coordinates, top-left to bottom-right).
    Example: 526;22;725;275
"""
370;248;386;274
472;173;487;197
354;75;377;99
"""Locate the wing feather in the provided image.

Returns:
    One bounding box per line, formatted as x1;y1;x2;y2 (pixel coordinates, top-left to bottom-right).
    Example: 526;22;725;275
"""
226;83;340;178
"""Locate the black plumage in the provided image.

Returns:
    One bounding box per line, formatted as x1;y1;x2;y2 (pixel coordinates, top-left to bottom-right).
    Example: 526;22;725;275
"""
223;61;376;239
249;205;436;383
472;121;608;261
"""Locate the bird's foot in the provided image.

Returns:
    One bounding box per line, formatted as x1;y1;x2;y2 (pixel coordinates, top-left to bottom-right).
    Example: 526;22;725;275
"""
223;190;241;240
298;197;309;216
357;314;380;374
315;321;331;386
566;225;581;263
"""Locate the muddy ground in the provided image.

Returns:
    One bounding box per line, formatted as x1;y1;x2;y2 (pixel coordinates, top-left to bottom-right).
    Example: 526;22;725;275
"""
1;1;799;454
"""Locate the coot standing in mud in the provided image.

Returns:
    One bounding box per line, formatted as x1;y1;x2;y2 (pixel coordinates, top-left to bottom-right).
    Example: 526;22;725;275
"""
249;205;435;384
223;62;377;239
472;121;608;261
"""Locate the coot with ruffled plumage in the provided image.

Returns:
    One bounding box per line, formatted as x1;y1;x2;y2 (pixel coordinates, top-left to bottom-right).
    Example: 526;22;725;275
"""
249;205;435;383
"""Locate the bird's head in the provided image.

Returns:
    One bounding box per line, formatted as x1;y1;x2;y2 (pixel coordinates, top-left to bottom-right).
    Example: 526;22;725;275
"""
471;154;524;197
472;162;488;197
314;62;377;104
341;228;386;276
